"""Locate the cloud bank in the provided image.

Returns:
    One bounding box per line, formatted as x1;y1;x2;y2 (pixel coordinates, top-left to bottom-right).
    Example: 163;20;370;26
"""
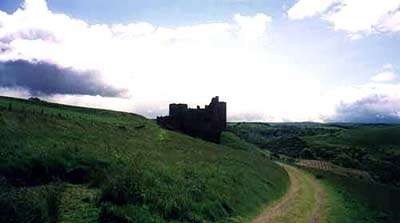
0;60;125;97
329;95;400;123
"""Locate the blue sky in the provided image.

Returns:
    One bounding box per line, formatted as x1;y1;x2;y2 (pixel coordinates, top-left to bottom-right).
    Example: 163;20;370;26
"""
1;0;292;25
1;0;400;122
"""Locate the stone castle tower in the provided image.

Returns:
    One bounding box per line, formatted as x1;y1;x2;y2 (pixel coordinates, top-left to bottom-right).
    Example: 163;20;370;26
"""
156;96;227;143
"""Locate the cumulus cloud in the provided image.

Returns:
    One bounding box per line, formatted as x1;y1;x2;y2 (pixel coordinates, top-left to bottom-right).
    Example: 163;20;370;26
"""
233;13;271;42
329;95;400;123
288;0;400;36
0;0;272;74
0;60;126;97
0;0;273;83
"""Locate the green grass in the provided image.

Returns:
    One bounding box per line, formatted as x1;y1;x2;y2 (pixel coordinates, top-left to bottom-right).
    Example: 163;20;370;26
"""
306;125;400;149
0;179;62;223
58;184;100;223
301;167;400;223
0;96;289;223
220;132;266;152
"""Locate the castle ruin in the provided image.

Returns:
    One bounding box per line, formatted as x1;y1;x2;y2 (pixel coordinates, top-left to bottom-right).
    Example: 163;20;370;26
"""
156;96;227;143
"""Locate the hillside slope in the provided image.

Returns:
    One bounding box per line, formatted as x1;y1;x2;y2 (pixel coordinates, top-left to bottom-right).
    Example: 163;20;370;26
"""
0;96;289;223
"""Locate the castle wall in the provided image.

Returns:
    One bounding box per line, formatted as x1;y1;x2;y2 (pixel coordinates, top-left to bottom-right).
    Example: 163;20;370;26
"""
169;103;188;117
156;97;226;143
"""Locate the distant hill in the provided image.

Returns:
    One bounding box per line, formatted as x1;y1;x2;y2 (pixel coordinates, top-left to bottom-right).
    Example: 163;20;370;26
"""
228;122;400;186
0;96;288;223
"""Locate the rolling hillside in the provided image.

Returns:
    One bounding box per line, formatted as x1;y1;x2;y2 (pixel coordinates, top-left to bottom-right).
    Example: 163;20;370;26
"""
0;96;289;223
228;122;400;185
228;122;400;222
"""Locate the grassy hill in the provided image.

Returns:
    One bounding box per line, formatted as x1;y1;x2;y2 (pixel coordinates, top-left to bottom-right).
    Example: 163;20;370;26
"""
0;96;289;223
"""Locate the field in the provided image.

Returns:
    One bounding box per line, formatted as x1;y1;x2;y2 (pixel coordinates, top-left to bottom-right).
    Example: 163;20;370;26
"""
0;96;289;223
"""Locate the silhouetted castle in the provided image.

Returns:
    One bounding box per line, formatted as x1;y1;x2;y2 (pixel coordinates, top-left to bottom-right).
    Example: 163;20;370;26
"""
156;96;227;143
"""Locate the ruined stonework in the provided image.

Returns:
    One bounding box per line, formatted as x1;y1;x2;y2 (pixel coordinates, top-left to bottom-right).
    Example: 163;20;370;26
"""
156;96;227;143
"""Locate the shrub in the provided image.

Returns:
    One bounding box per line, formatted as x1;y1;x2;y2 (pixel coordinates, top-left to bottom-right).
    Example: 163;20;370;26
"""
100;165;144;205
300;148;315;159
333;153;360;169
0;181;63;223
99;204;165;223
0;146;107;187
315;174;324;179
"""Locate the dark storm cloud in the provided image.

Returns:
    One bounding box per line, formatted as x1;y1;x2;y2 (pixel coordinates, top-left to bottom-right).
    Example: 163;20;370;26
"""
328;95;400;123
0;60;125;97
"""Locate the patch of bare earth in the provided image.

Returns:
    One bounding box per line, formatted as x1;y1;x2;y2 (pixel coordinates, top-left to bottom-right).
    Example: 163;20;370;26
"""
251;164;326;223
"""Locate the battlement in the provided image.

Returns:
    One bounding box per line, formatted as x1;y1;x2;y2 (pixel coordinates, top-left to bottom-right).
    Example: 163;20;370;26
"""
156;96;227;143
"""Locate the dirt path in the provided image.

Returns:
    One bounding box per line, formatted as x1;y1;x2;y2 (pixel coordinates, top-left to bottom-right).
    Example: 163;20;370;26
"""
252;164;326;223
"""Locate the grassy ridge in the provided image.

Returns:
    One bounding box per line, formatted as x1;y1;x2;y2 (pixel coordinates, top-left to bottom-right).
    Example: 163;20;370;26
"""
307;124;400;148
0;96;289;223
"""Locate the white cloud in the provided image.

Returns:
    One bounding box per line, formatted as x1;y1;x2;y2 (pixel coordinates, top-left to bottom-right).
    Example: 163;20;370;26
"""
288;0;338;20
233;13;271;42
371;71;397;82
288;0;400;36
379;10;400;32
23;0;48;13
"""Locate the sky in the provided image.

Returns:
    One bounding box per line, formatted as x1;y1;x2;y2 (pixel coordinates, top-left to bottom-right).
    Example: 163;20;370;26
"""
0;0;400;123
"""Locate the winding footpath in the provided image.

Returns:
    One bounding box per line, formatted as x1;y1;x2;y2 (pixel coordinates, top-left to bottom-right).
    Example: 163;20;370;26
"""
252;164;327;223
